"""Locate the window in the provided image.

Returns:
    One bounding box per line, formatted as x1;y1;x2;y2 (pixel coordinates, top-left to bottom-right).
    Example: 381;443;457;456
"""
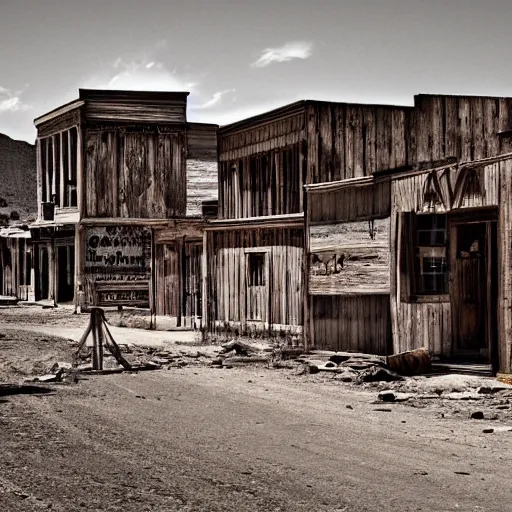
38;128;78;213
415;214;448;294
247;252;266;287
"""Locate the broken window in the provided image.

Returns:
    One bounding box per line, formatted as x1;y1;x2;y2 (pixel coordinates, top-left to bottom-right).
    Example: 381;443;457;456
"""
415;214;448;294
247;252;266;287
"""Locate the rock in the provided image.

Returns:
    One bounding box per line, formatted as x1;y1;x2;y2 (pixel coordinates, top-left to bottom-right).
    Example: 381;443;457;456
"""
470;411;485;420
442;392;482;400
346;405;353;410
76;363;93;371
35;374;61;383
477;384;512;394
211;359;223;366
483;428;495;434
378;390;413;403
50;362;73;373
150;357;171;365
358;366;404;383
335;371;357;383
144;361;162;369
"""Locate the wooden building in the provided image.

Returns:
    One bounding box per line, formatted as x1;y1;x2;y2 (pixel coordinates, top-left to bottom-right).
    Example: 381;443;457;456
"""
204;103;306;341
32;89;217;327
304;94;512;374
0;226;34;301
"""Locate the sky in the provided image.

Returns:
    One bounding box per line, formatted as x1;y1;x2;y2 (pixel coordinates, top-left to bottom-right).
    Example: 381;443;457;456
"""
1;0;512;143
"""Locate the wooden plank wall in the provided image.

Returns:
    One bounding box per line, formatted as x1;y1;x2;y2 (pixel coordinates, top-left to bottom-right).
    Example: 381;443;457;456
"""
306;103;408;183
219;142;304;219
81;91;188;124
206;227;304;337
409;95;512;166
306;95;512;185
309;218;390;295
219;112;304;162
309;181;390;223
312;295;391;354
498;158;512;373
390;161;502;359
84;129;186;218
186;123;218;217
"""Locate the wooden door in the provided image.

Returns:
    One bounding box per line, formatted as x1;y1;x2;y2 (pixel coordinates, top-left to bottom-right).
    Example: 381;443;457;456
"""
450;221;493;358
246;251;269;323
183;243;202;329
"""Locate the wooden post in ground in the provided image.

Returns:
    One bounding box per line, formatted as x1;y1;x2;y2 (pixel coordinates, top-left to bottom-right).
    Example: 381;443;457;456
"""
91;307;104;370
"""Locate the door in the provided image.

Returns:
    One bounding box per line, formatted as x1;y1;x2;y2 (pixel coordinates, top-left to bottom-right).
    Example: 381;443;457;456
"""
246;251;269;323
450;219;497;361
183;243;202;330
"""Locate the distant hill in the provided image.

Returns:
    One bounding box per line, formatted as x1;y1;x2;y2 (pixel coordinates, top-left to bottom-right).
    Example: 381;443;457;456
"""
0;133;37;224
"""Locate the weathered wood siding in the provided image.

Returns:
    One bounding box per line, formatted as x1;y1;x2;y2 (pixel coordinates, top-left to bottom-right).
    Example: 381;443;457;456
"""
306;103;408;183
206;227;304;337
218;110;305;219
312;295;391;354
219;110;304;161
84;129;186;218
409;95;512;166
219;143;304;219
309;180;391;223
154;220;205;328
309;218;390;295
498;158;512;373
390;160;502;360
186;123;218;217
80;89;188;124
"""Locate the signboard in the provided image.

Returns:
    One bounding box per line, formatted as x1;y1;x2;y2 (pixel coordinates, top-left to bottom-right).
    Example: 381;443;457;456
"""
84;226;152;307
85;226;151;274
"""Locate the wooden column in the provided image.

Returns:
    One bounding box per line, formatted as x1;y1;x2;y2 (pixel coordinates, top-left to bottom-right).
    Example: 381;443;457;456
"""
202;230;208;334
48;240;56;305
45;138;50;203
303;193;312;351
52;134;57;200
68;130;73;207
36;138;43;220
76;127;84;219
59;132;65;207
74;225;84;312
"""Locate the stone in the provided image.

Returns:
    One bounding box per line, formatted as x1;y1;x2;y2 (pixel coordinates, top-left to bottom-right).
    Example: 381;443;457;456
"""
470;411;485;420
50;362;73;373
35;374;60;383
359;366;404;383
378;390;413;403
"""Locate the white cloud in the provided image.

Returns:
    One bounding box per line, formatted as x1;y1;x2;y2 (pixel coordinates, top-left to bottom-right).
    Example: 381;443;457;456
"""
86;56;198;93
251;41;313;68
192;89;236;110
0;86;29;113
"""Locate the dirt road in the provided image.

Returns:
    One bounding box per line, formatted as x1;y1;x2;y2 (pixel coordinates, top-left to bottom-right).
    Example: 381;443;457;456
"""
1;366;511;512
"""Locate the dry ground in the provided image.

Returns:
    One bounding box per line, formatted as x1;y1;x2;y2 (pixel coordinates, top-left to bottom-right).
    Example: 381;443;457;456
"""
1;306;512;511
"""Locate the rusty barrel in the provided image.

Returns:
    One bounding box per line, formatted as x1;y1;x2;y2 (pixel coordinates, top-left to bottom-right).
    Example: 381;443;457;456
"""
386;347;431;376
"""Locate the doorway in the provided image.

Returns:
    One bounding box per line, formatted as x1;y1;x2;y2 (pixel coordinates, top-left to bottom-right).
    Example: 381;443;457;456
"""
57;245;75;303
245;250;270;323
450;216;497;366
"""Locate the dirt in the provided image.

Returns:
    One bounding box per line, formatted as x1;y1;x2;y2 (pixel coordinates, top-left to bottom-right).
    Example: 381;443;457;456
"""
1;305;512;510
0;330;77;383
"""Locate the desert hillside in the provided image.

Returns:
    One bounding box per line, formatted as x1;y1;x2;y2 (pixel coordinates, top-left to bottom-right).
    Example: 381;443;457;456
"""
0;132;37;224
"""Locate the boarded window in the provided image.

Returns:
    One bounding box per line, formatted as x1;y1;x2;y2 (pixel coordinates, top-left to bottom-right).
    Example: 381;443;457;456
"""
247;252;266;287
